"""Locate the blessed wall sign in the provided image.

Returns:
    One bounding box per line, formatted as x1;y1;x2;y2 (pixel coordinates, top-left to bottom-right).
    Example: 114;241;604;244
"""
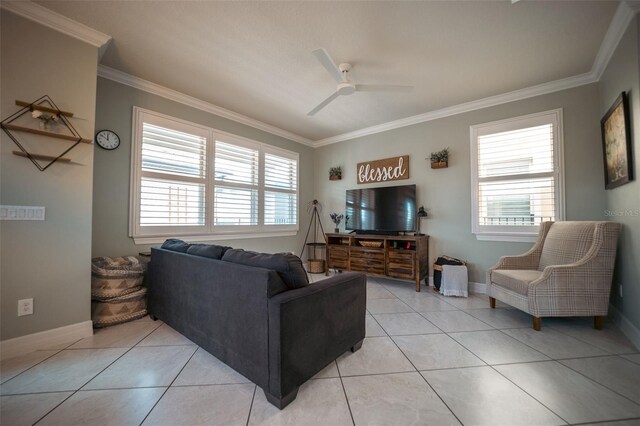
357;155;409;184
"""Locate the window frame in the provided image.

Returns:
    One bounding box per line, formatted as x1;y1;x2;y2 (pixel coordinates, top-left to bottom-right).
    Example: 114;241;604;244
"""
129;107;299;244
469;109;565;243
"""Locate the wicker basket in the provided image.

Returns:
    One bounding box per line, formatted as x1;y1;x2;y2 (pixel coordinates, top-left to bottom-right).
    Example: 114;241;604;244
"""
307;259;326;274
91;256;147;299
359;241;383;248
91;287;148;328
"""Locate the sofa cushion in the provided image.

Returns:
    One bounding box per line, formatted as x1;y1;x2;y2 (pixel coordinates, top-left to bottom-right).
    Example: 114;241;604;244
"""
539;222;595;271
491;269;543;295
161;239;190;253
186;243;232;260
222;249;309;290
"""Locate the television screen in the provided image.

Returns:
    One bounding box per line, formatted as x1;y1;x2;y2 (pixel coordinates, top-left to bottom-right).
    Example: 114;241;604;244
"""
346;184;416;233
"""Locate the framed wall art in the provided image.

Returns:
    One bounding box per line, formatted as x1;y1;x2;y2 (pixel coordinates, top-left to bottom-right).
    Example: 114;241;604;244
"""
601;92;633;189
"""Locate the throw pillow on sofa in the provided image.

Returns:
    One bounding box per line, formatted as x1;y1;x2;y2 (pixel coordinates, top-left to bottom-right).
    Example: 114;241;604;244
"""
187;243;232;260
161;239;190;253
222;249;309;289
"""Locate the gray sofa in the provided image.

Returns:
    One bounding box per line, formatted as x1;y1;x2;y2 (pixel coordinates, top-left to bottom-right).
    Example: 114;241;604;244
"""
148;241;366;409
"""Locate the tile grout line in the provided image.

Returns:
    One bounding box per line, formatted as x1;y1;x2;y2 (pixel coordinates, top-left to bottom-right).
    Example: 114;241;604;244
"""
556;357;640;409
492;327;594;361
375;313;465;426
0;348;66;386
434;315;576;423
379;288;570;424
137;345;199;426
30;318;164;425
245;384;257;426
443;329;574;424
571;416;640;425
381;288;640;423
1;322;164;389
547;323;639;354
335;359;356;426
486;361;574;425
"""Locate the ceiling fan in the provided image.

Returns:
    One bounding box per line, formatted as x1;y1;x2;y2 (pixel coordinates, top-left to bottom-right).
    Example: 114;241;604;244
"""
307;48;413;116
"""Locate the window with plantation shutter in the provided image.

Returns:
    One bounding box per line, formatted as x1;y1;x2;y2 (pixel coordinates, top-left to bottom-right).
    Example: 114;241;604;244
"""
213;139;259;226
264;150;297;226
470;109;565;242
130;108;299;243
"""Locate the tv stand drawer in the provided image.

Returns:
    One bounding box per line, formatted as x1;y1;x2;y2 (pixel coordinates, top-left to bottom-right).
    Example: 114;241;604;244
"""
350;249;384;261
328;246;349;260
328;259;348;269
350;264;385;275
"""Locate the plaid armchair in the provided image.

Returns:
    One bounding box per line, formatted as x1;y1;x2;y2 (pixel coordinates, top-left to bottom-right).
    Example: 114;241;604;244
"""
487;221;621;331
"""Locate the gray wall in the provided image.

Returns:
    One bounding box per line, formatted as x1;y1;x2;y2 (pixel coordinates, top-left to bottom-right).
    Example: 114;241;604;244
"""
314;84;606;283
1;13;97;340
599;16;640;331
93;77;315;258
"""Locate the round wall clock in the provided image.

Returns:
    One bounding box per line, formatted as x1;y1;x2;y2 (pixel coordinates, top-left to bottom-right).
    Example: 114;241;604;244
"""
95;130;120;150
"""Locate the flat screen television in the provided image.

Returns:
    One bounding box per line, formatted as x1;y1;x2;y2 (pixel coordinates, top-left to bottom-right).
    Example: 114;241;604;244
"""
346;184;416;234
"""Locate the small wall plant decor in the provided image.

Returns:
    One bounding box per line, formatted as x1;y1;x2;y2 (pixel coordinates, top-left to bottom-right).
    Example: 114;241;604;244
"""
329;166;342;180
430;148;449;169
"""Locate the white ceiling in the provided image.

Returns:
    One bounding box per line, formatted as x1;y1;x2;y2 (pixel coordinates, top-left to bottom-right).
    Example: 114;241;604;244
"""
36;0;619;142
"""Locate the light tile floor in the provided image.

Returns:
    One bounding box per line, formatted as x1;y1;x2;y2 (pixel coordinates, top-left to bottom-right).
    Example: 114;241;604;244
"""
2;274;639;425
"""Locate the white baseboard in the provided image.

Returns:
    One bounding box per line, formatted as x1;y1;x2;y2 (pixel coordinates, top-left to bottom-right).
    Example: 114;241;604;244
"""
469;282;487;294
427;276;486;294
0;320;93;361
608;304;640;351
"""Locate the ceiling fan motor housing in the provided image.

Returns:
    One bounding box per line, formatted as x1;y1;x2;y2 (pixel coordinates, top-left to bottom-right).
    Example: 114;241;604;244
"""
337;82;356;96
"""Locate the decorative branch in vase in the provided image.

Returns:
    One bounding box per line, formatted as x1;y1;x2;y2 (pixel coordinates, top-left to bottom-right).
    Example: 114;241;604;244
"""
329;212;344;233
32;110;59;130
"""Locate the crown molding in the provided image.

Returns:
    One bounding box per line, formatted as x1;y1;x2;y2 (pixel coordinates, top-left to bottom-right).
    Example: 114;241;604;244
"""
98;65;314;147
315;1;637;147
592;1;637;79
8;0;634;148
1;1;112;59
314;71;597;147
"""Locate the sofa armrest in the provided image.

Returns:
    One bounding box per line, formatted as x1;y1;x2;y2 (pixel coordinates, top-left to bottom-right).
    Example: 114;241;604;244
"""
266;272;366;400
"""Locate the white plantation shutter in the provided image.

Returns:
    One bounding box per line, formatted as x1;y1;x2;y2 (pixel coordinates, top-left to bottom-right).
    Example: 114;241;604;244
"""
213;140;259;226
470;110;564;241
130;108;299;242
264;150;297;225
139;122;207;228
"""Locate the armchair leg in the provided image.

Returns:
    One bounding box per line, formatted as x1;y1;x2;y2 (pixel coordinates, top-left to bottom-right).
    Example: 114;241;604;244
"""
351;339;363;353
533;316;541;331
489;297;496;309
594;316;605;330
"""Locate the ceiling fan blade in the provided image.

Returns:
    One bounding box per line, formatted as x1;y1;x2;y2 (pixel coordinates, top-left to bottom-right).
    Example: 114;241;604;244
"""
356;84;414;92
356;84;413;92
312;48;343;83
308;91;340;116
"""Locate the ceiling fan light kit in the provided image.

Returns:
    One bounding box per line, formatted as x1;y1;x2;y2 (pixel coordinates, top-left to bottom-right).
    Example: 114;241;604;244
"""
308;48;413;116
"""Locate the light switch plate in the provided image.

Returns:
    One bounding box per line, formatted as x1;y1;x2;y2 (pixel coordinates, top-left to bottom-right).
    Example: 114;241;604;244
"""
0;206;45;221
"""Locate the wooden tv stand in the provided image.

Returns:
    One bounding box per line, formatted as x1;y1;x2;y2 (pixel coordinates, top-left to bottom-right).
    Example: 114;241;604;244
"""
325;233;429;292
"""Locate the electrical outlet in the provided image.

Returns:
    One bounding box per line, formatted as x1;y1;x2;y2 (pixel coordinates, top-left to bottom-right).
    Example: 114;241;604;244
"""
619;284;623;298
18;298;33;316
